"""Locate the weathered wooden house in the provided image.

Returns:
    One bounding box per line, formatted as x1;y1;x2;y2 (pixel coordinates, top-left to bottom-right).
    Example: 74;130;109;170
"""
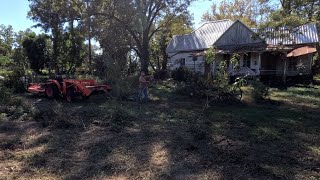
166;19;319;81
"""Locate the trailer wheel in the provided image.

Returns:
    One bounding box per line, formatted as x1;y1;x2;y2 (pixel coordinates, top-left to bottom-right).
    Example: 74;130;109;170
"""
45;84;58;99
66;88;74;103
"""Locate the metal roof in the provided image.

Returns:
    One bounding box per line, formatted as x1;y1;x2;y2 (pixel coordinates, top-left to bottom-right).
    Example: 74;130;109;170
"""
166;19;233;53
167;20;319;54
258;23;319;45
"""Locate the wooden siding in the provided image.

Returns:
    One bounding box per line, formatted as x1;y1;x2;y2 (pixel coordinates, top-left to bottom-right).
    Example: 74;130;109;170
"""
168;53;205;73
214;20;264;47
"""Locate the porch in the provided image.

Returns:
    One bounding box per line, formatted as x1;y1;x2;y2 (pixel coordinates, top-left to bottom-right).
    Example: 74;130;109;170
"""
260;52;312;77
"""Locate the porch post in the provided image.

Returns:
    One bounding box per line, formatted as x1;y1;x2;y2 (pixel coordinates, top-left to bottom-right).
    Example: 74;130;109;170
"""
283;53;287;84
258;53;261;75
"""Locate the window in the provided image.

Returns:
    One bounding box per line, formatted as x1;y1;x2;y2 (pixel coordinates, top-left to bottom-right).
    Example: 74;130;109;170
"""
175;58;186;66
243;53;251;67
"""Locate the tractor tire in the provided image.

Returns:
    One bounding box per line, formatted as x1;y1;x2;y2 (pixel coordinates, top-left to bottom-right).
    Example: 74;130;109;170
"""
45;84;59;99
66;87;75;103
82;95;90;100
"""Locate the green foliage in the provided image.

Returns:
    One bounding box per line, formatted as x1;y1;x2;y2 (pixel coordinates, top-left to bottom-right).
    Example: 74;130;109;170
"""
214;61;229;89
150;13;194;71
0;82;11;104
3;67;26;93
153;69;169;80
251;80;269;101
205;46;217;64
0;24;14;56
202;0;273;27
59;30;86;73
258;0;320;41
171;67;194;82
11;29;35;69
0;56;11;66
28;0;86;73
22;34;51;73
93;0;195;73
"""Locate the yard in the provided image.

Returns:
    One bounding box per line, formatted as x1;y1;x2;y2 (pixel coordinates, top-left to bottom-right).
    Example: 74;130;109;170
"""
1;82;320;179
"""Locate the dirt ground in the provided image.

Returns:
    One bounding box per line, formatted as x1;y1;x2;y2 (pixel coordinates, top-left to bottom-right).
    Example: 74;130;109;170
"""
1;84;320;179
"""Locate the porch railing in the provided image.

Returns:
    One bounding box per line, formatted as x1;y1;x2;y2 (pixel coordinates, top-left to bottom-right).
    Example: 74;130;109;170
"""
260;70;309;76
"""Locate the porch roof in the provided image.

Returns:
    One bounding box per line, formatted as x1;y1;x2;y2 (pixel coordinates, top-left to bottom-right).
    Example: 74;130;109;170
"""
287;46;317;57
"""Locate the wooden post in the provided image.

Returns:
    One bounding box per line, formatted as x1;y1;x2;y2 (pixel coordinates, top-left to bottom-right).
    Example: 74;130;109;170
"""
283;53;287;84
257;53;261;75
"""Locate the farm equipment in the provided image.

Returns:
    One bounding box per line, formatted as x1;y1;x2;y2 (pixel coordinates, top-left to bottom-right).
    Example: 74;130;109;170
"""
27;77;112;102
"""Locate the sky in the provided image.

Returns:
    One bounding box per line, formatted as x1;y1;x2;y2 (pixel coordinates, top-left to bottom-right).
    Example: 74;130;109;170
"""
0;0;215;34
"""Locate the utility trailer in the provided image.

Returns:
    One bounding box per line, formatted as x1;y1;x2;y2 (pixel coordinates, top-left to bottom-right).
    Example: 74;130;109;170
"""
28;78;112;102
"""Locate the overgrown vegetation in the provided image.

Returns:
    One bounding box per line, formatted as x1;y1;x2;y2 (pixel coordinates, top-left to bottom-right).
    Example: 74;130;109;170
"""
251;80;270;101
1;82;320;179
0;82;11;104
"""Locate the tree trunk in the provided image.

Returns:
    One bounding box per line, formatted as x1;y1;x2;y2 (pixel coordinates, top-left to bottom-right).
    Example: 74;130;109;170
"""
52;25;61;74
160;34;168;70
140;49;150;74
140;33;150;74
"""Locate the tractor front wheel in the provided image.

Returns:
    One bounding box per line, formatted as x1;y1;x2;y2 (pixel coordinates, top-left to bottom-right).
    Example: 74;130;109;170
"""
66;88;74;103
45;84;58;99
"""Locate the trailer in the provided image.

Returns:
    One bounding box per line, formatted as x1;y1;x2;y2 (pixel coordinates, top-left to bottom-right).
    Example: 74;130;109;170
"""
27;78;112;102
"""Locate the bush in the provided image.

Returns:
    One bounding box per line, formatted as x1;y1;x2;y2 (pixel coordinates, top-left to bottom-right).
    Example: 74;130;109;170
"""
153;69;169;80
171;67;193;82
251;80;269;101
0;82;11;104
3;67;26;93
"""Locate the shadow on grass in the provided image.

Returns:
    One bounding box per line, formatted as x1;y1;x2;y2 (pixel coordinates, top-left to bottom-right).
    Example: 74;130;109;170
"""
1;88;320;179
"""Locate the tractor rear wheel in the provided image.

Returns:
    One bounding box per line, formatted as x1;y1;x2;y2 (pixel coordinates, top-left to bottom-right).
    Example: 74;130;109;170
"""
45;84;58;99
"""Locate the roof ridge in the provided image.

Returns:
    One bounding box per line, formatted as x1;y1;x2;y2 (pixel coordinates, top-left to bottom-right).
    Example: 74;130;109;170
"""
172;19;233;38
191;19;233;34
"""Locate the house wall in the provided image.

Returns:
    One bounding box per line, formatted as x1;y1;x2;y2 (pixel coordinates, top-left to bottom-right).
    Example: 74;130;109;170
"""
168;51;313;77
168;52;262;76
168;53;205;73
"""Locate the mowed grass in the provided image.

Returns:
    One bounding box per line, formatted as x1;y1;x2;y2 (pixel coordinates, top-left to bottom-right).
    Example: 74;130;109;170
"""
0;82;320;179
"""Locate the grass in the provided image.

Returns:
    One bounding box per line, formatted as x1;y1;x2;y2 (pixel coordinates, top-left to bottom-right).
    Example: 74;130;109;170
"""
0;82;320;179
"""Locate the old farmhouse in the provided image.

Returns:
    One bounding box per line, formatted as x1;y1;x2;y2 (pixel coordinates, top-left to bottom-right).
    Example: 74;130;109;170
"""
166;19;319;81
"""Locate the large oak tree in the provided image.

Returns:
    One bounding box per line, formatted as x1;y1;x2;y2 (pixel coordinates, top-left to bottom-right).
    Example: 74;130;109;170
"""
92;0;195;73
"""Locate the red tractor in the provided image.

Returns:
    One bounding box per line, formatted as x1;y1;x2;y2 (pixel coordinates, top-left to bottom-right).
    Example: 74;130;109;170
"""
27;77;112;102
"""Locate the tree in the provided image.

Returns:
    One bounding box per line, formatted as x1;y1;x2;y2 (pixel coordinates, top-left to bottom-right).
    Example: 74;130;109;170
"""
23;34;52;74
60;30;87;74
93;0;194;74
27;0;85;73
258;0;320;57
12;29;35;69
202;0;274;27
0;25;14;56
150;13;193;71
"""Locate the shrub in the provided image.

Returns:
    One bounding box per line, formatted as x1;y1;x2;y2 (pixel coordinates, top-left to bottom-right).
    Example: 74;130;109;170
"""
153;69;169;80
109;75;139;99
251;80;269;101
0;82;11;104
3;67;26;93
171;67;193;82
